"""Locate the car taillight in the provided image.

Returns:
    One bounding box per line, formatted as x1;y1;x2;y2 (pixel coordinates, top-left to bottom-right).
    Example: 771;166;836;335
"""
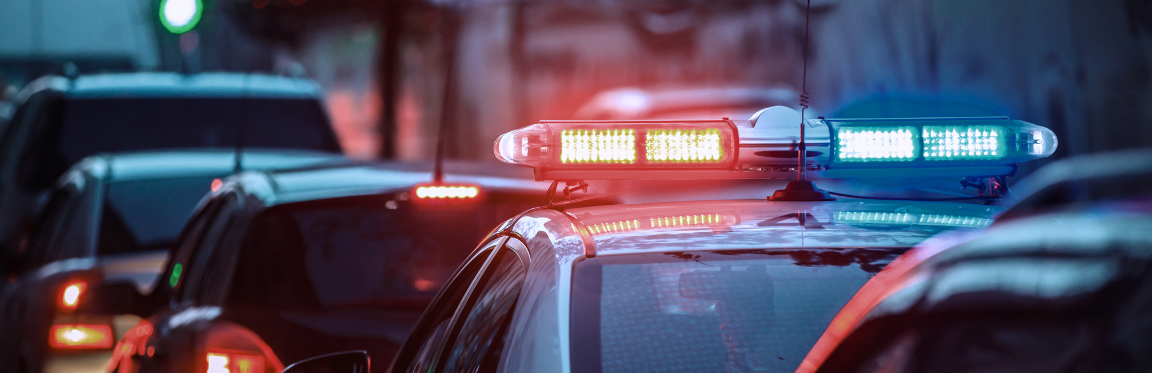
415;184;480;199
49;324;114;349
59;281;86;310
207;351;265;373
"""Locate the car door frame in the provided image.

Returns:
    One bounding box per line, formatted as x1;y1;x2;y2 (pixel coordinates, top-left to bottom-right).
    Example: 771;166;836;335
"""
434;235;531;373
127;193;238;373
387;233;531;373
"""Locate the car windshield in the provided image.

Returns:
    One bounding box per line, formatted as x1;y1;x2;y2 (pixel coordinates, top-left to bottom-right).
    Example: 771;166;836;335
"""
570;249;906;373
99;176;217;255
226;193;538;312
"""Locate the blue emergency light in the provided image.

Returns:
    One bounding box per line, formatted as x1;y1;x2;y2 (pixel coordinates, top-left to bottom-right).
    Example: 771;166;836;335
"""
494;116;1057;181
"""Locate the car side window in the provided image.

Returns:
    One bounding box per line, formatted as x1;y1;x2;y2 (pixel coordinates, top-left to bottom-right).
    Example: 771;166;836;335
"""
0;92;44;178
164;198;224;301
15;94;66;191
191;207;244;306
440;243;528;373
23;187;74;269
176;195;238;305
400;239;504;373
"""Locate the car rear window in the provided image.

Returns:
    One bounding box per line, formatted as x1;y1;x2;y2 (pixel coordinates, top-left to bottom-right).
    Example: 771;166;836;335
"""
226;192;539;312
17;97;340;190
60;97;339;162
98;176;216;255
570;248;906;373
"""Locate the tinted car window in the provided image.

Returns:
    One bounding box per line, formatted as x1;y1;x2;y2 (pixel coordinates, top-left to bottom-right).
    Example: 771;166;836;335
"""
98;176;218;256
442;248;526;373
570;249;905;373
178;196;239;305
15;95;65;190
400;244;497;373
226;194;535;312
18;97;339;190
25;188;75;267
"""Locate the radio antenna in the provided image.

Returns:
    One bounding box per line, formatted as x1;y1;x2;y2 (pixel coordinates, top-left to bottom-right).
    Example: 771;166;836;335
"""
234;74;249;173
769;0;834;201
433;12;461;184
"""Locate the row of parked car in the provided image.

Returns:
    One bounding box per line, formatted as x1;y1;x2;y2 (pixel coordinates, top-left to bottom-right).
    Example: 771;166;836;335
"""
0;71;550;373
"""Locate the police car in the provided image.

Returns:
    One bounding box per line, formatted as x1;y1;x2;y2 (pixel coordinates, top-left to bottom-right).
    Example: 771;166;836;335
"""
272;110;1058;373
796;148;1152;373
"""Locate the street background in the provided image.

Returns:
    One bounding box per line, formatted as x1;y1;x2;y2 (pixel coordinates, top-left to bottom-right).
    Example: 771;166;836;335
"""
3;0;1150;171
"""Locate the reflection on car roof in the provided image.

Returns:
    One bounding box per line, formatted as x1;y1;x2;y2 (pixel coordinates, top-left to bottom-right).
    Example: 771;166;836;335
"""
564;200;1000;255
78;149;346;183
65;72;324;99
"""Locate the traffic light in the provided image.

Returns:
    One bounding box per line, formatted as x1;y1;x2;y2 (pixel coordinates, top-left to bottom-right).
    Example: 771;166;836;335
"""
159;0;203;34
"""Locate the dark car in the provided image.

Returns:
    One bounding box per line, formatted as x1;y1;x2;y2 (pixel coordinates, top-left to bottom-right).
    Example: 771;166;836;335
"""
104;162;545;373
798;148;1152;373
0;150;344;373
0;72;343;273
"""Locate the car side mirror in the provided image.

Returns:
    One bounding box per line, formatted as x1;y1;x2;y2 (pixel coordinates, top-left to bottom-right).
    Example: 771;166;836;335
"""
283;351;369;373
76;281;146;316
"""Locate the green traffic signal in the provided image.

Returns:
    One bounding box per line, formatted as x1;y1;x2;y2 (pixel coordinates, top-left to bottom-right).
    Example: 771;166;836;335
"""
159;0;203;34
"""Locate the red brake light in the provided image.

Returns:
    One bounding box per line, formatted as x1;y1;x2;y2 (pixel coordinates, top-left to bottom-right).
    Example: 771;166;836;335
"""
49;324;114;349
207;351;265;373
211;178;223;192
60;281;86;310
413;184;481;200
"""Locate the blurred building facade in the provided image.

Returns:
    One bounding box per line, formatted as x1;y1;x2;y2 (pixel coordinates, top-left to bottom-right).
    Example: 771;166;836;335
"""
3;0;1151;171
442;0;1152;171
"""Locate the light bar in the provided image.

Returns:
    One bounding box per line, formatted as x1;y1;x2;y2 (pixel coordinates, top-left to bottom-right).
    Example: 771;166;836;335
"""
49;324;114;349
493;116;1057;180
922;126;1005;160
836;127;919;162
826;117;1057;167
645;129;725;163
834;212;991;228
561;129;636;164
495;120;737;172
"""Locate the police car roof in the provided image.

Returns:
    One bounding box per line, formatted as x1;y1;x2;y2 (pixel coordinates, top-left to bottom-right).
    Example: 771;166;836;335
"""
498;198;1000;267
557;199;999;255
224;160;546;207
72;149;346;184
21;72;323;100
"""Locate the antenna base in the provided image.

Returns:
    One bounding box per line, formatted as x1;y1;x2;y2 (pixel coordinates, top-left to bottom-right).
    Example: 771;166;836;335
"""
769;180;835;201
